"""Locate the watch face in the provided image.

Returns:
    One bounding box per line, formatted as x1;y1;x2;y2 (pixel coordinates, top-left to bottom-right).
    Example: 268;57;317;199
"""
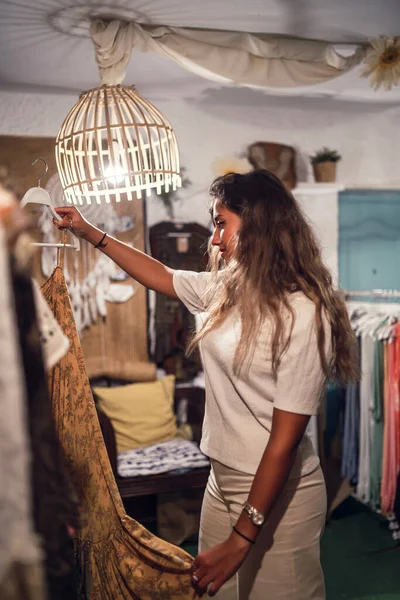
252;513;264;526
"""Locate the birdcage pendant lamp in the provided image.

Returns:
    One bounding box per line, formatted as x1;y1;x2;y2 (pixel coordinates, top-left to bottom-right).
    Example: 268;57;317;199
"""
55;21;181;205
56;84;181;204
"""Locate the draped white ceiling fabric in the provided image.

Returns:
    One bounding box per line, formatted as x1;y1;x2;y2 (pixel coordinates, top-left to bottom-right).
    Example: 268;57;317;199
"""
90;19;367;88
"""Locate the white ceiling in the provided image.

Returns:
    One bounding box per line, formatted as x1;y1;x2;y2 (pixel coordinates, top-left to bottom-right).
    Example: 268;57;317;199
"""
1;0;400;104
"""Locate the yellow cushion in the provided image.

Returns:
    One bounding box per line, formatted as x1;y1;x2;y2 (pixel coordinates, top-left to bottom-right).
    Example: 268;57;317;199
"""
93;375;178;453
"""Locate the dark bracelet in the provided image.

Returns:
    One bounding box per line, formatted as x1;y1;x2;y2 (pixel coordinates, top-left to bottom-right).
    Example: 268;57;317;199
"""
232;526;255;545
94;231;108;249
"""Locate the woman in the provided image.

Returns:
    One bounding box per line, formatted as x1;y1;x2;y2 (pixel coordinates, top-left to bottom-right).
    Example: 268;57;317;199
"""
54;169;359;600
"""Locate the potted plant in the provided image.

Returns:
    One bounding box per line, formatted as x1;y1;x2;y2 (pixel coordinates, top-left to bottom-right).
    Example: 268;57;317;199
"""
310;147;342;183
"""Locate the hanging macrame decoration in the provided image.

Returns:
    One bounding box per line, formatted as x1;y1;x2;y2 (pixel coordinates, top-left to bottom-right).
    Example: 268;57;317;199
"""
40;173;136;333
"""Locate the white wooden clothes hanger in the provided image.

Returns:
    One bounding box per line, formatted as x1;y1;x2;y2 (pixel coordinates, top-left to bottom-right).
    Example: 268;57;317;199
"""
20;157;80;251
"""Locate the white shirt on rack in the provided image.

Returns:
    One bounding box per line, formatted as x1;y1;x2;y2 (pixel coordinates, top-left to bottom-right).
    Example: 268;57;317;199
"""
356;334;374;503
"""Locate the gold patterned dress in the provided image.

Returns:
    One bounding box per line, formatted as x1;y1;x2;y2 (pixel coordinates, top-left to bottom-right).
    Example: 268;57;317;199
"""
42;266;198;599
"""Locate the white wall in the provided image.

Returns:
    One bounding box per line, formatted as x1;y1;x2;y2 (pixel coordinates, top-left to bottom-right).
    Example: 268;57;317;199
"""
294;186;342;286
1;87;399;229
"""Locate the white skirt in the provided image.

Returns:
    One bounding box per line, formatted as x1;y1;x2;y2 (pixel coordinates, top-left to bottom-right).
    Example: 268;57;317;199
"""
199;459;327;600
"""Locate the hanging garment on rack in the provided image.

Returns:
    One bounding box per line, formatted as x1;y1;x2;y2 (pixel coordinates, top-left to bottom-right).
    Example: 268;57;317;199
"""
0;223;46;600
324;383;346;458
356;335;374;503
370;340;385;510
149;221;211;380
11;256;80;600
380;334;399;513
341;382;360;486
41;265;196;600
394;472;400;522
394;324;400;471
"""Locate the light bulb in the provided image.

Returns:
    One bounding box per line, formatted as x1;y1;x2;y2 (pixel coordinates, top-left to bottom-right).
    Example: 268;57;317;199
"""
104;140;125;185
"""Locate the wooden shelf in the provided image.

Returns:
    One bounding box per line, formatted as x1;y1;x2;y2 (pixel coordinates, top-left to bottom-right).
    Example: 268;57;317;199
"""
293;182;345;195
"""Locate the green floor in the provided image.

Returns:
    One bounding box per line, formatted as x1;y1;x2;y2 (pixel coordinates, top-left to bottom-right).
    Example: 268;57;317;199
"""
321;498;400;600
180;497;400;599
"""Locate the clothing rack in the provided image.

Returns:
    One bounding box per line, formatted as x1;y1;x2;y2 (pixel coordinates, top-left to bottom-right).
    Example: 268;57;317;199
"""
339;290;400;536
344;289;400;298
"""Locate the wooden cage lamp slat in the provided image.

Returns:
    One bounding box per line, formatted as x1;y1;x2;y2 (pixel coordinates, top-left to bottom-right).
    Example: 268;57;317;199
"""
55;84;181;204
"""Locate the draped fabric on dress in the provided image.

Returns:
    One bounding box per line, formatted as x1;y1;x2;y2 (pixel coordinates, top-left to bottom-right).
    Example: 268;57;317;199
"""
42;266;197;599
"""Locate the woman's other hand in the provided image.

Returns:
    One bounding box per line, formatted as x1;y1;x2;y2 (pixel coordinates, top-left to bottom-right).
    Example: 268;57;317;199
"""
53;206;92;239
192;533;251;596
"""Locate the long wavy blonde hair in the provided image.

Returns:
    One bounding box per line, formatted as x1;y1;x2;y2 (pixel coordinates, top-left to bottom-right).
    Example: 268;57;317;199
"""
189;169;360;384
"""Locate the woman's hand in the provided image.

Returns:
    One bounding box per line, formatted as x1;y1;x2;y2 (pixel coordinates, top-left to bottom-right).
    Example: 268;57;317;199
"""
192;533;252;596
53;206;92;239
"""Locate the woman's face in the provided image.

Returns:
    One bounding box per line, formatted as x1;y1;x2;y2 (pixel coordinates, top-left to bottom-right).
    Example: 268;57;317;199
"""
211;199;242;261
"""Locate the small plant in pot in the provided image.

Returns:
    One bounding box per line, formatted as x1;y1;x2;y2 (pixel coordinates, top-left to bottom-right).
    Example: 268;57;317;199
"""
310;147;342;183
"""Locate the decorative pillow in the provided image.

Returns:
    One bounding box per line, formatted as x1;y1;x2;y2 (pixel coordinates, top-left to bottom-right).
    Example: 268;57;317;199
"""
93;375;178;453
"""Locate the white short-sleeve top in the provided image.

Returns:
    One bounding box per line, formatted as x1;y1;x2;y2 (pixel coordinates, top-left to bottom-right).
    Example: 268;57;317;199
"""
173;269;331;477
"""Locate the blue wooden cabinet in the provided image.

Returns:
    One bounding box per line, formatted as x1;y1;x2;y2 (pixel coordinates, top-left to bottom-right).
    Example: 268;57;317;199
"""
339;190;400;291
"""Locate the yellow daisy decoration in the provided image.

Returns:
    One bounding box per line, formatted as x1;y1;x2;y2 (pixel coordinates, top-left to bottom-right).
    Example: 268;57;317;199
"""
361;36;400;91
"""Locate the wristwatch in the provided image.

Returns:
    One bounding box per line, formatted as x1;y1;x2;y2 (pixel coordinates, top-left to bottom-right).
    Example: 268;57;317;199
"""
243;502;265;527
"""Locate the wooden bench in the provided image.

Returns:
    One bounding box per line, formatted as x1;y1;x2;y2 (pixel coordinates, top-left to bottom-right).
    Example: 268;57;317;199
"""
95;385;210;524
